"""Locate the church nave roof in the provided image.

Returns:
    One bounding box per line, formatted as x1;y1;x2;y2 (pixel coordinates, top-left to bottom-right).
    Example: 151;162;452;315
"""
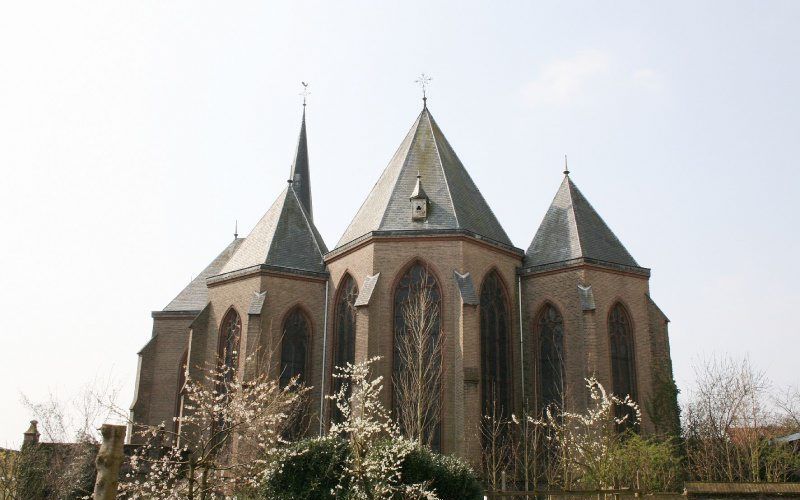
524;174;640;270
335;106;512;249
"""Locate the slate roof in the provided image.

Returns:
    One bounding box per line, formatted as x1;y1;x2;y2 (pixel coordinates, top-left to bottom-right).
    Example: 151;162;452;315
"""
219;184;328;275
354;273;380;307
163;238;244;312
454;271;479;305
577;284;596;311
524;175;639;269
335;106;512;248
289;108;312;219
248;291;267;315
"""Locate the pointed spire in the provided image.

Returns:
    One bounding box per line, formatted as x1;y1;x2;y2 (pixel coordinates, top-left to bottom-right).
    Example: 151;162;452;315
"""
289;85;312;220
415;73;432;109
525;175;639;269
563;155;570;176
336;105;513;248
410;170;427;199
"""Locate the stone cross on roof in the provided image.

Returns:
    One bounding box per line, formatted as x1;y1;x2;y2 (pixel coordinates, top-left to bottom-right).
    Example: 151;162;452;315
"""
415;73;432;106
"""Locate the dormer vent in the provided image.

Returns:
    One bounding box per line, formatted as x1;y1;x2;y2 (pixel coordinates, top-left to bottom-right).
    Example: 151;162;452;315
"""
410;171;428;221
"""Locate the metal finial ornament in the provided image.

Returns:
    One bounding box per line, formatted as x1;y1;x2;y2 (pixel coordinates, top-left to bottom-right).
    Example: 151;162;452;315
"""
563;155;570;176
300;82;310;107
234;220;238;239
415;73;432;107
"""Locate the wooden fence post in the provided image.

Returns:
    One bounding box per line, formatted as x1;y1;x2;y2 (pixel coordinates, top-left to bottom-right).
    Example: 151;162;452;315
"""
93;424;126;500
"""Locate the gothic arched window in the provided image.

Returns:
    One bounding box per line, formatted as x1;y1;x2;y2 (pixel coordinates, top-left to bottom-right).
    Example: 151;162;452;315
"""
219;308;242;373
609;303;636;400
281;308;310;388
479;271;512;420
331;274;358;422
174;349;188;434
536;304;564;412
393;262;442;450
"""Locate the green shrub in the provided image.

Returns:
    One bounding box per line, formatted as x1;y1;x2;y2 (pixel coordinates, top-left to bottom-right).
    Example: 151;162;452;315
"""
260;437;350;500
261;437;482;500
398;445;482;500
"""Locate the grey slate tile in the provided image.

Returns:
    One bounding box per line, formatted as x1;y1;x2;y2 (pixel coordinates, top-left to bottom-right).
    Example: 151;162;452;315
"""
336;107;512;248
525;176;639;268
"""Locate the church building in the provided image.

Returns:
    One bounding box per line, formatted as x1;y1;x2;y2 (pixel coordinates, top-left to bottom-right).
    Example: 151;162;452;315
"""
130;98;678;458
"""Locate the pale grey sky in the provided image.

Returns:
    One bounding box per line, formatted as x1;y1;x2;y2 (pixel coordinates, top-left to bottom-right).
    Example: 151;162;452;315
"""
1;1;798;447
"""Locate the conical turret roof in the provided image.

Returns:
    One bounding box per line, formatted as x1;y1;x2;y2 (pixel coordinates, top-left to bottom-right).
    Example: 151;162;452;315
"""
220;184;328;274
336;107;512;248
163;237;244;312
524;175;639;269
289;108;312;219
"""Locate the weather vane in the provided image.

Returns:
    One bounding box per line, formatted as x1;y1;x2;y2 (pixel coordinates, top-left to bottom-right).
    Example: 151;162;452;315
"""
415;73;432;104
300;81;310;107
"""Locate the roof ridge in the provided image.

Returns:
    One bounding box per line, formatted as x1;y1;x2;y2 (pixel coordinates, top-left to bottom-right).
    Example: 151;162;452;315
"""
565;177;585;257
335;111;421;248
287;184;326;259
377;110;427;230
425;109;460;228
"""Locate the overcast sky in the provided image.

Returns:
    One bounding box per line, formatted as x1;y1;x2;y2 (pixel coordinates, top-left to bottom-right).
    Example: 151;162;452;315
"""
1;1;798;447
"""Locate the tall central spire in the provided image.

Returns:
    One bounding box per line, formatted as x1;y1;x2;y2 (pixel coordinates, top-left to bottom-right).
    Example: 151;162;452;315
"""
289;101;312;219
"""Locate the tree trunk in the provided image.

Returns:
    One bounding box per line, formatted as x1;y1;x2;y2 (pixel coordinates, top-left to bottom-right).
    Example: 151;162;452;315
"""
92;424;126;500
188;456;196;500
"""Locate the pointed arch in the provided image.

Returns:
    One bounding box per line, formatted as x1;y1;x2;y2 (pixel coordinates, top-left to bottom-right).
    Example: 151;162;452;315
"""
392;259;442;450
535;302;565;412
331;273;359;423
174;348;189;434
280;307;311;388
217;307;242;402
608;302;637;401
218;307;242;372
479;269;513;421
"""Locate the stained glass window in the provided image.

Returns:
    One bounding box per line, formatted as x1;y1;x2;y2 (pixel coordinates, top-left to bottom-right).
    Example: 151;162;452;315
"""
480;271;512;420
331;274;358;423
609;302;637;429
219;309;242;374
281;308;309;388
393;262;442;450
537;304;565;412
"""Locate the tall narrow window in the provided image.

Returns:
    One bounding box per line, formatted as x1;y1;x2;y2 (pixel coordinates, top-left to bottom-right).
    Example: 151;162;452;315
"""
331;275;358;423
609;303;636;399
609;303;637;430
218;309;242;392
281;308;309;388
393;262;442;450
536;304;564;412
480;271;512;420
174;349;188;435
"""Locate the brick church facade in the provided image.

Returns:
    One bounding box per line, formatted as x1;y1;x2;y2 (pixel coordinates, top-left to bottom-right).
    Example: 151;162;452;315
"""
130;101;678;457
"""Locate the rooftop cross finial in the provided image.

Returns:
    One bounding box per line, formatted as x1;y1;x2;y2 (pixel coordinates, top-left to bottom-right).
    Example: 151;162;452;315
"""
563;155;570;176
300;81;310;107
415;73;432;107
234;220;238;239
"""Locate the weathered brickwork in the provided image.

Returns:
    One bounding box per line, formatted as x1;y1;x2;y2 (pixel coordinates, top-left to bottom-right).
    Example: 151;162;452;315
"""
326;235;523;456
131;104;677;463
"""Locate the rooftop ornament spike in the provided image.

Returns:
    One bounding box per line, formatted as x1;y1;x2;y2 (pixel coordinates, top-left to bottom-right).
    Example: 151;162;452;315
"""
234;220;238;239
410;171;428;220
563;154;570;176
289;82;312;219
415;73;432;108
300;81;310;107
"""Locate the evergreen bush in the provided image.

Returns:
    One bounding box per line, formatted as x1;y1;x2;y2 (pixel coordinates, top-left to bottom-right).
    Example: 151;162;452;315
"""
261;437;482;500
397;444;482;500
260;437;350;500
